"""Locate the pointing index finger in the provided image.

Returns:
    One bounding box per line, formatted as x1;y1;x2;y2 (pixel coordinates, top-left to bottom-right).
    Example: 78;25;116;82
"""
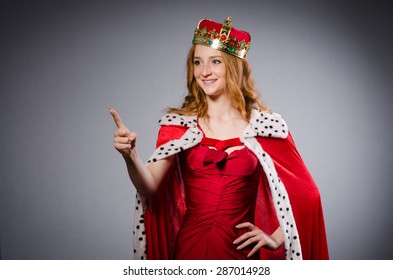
109;108;125;128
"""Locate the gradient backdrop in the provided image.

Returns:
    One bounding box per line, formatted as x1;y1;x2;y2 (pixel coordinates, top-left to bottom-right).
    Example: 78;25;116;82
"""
1;0;392;259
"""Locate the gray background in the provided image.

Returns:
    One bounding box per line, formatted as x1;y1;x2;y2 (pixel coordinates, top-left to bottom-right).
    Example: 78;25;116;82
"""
1;0;392;259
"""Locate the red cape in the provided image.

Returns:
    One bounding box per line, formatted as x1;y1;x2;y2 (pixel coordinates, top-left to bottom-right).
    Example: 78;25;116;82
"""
144;125;329;260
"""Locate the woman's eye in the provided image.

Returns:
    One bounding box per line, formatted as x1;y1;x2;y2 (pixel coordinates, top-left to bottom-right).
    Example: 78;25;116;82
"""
212;59;221;64
193;60;201;65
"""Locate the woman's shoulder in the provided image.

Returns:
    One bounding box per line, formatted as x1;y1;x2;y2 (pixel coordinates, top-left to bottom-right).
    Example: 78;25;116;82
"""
250;108;287;124
248;108;289;139
155;113;197;147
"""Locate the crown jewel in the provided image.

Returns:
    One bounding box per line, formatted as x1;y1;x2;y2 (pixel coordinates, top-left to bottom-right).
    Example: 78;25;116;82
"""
192;17;251;59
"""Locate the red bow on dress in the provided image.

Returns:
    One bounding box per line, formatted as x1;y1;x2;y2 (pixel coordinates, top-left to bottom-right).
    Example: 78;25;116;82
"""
203;148;228;166
201;137;242;168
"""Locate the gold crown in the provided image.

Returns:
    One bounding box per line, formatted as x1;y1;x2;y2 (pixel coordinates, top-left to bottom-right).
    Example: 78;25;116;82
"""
192;17;251;59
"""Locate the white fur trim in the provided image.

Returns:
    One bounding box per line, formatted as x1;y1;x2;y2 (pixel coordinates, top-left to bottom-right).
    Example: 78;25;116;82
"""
240;110;302;259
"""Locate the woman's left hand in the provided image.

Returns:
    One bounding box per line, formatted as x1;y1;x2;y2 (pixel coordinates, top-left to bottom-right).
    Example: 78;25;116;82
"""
233;222;284;257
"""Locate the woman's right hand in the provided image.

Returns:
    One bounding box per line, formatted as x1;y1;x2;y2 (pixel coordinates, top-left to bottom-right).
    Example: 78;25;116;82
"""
109;108;137;158
109;107;175;197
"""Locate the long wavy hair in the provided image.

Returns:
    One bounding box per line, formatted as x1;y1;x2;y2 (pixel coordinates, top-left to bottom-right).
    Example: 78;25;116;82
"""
167;44;270;121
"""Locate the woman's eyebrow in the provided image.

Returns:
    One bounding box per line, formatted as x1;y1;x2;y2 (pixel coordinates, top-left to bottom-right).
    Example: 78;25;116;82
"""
193;56;222;59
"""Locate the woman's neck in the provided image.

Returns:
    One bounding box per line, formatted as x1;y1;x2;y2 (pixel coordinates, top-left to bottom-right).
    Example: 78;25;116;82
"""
205;94;240;120
200;95;248;140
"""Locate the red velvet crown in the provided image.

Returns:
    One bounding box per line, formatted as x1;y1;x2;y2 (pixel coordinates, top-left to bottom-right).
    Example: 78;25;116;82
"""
192;17;251;59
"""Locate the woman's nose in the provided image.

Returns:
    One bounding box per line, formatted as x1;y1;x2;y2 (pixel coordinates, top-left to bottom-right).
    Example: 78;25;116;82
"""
202;63;212;76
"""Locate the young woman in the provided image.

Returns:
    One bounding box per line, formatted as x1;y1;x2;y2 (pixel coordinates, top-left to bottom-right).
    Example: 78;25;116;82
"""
110;17;329;260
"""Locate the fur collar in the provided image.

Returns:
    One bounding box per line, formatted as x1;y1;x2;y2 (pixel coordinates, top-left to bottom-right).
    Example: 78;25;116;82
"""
157;109;288;138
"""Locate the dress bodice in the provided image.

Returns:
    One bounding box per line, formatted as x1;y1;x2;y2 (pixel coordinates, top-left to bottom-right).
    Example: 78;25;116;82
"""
174;137;261;259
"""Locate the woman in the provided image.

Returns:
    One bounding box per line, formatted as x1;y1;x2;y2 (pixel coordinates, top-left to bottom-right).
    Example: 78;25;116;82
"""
110;17;329;260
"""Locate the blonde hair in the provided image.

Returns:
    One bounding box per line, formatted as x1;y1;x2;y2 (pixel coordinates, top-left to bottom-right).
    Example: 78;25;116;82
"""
167;44;270;120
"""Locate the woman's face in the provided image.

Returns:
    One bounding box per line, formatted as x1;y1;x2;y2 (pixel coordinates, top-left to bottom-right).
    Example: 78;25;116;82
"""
193;44;226;98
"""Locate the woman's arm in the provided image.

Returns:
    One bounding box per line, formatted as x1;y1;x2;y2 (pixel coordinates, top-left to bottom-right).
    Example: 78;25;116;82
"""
110;108;174;197
123;151;174;197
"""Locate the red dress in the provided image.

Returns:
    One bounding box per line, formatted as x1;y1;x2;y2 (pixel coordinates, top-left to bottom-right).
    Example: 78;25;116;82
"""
173;137;262;259
143;116;329;260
